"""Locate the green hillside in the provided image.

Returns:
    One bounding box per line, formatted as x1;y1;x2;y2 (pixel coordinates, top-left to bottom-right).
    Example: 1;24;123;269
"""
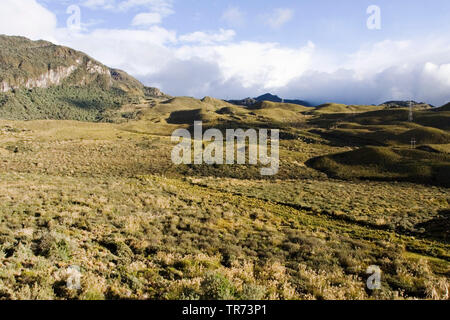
0;35;164;121
249;100;309;111
397;127;450;145
307;146;450;187
312;103;383;115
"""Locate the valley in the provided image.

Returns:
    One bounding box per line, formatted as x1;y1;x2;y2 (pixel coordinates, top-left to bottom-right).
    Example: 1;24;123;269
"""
0;94;448;300
0;35;448;301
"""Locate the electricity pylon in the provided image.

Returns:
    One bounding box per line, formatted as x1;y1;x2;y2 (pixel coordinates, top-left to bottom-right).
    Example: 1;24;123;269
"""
408;101;413;122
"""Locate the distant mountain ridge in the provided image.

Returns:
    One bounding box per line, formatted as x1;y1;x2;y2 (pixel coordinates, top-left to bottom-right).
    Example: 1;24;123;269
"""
227;93;313;107
379;100;434;109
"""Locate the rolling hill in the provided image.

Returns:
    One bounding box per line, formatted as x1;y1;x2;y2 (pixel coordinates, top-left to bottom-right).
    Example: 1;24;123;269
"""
312;103;384;115
306;146;450;187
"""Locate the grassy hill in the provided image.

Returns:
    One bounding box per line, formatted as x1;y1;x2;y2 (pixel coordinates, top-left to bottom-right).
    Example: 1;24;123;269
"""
397;127;450;145
312;103;383;115
307;146;450;187
344;108;450;131
312;124;450;147
138;97;310;130
249;100;309;111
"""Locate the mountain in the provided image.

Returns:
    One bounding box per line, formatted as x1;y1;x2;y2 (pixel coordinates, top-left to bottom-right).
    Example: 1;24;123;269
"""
227;93;312;107
255;93;312;106
0;35;165;121
226;97;257;107
379;100;434;109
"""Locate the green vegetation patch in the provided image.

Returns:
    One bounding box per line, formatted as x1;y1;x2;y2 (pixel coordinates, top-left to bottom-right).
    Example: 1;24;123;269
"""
307;146;450;187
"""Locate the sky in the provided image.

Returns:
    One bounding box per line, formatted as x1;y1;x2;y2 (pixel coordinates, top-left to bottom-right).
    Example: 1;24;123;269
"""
1;0;450;106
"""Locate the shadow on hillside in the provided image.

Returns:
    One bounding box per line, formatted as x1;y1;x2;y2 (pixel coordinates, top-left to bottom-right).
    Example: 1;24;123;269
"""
167;109;203;124
416;209;450;243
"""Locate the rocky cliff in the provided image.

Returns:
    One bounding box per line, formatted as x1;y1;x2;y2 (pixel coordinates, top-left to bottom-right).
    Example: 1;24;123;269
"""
0;35;125;94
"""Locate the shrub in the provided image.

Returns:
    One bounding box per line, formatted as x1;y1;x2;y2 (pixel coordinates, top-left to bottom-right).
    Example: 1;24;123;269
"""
240;284;266;300
200;272;236;300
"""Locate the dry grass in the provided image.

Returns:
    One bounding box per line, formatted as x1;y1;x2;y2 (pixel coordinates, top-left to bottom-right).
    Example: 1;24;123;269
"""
0;111;448;300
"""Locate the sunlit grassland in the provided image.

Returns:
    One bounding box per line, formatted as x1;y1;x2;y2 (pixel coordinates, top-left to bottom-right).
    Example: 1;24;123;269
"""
0;117;448;300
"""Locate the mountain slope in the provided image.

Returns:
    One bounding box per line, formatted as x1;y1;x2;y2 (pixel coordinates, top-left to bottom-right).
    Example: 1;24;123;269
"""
255;93;312;106
379;101;434;109
306;146;450;187
435;102;450;112
0;35;164;121
227;93;312;107
312;103;384;114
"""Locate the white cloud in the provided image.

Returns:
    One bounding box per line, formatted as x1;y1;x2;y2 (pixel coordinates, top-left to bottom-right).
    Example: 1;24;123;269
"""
118;0;172;12
179;29;235;45
80;0;174;27
423;62;450;87
55;26;177;76
81;0;115;10
265;8;294;29
0;0;57;41
275;41;450;105
132;12;163;25
175;41;315;89
81;0;173;12
221;6;245;28
129;0;173;26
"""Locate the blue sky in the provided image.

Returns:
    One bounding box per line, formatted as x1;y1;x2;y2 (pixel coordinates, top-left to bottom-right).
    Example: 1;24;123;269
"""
1;0;450;105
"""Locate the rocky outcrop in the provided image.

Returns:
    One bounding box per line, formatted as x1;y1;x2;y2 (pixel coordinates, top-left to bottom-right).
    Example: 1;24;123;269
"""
144;86;166;97
227;97;257;107
0;35;166;102
87;60;110;76
0;58;112;93
23;64;78;90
